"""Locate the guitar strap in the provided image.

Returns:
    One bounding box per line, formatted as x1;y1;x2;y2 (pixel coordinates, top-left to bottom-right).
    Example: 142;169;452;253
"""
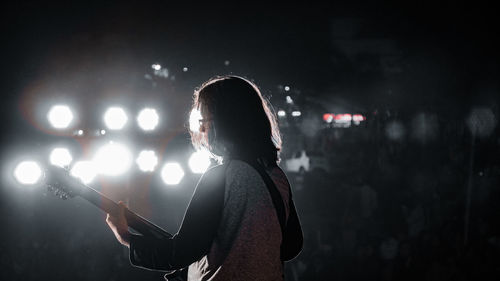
166;160;288;281
246;160;287;243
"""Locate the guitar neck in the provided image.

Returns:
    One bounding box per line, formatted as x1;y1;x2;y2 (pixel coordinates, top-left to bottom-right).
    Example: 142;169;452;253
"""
75;181;172;239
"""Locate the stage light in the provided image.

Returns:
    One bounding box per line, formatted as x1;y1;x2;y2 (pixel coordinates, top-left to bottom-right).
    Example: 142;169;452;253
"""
77;130;84;136
189;109;202;132
47;105;74;129
49;148;72;168
100;129;106;135
137;108;159;131
188;150;211;174
353;114;365;122
136;150;158;172
14;161;42;185
93;142;132;176
286;96;293;104
292;111;301;117
278;110;286;117
70;161;96;184
183;67;188;72
104;107;128;130
323;113;334;123
161;162;184;185
284;86;290;91
152;64;161;70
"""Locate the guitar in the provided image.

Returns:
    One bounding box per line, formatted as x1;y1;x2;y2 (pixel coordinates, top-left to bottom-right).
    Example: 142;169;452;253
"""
43;163;172;239
44;164;188;280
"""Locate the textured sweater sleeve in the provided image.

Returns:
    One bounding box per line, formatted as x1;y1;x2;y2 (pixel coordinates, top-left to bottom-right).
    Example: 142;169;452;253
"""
129;164;226;271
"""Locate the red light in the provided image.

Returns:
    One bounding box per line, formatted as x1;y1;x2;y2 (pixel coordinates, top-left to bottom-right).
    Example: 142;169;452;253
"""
353;114;366;122
335;114;352;121
323;113;335;123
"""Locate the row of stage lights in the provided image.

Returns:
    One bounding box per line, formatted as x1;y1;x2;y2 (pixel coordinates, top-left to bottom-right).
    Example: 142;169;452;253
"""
13;144;212;187
48;105;160;131
13;108;211;188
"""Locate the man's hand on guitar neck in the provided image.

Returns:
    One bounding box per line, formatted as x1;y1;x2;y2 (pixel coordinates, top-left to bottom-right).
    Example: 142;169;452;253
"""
106;201;131;248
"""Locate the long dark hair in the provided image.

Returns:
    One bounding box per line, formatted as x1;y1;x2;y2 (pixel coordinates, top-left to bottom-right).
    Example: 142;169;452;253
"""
190;75;282;163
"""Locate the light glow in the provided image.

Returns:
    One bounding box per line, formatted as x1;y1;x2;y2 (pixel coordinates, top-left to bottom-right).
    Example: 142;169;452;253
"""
47;105;74;129
104;107;128;130
14;161;43;185
70;161;96;184
292;111;301;117
137;108;159;131
189;109;202;132
353;114;366;123
188;150;211;174
323;113;334;123
278;110;286;117
136;150;158;172
93;142;133;176
49;148;73;168
161;162;184;185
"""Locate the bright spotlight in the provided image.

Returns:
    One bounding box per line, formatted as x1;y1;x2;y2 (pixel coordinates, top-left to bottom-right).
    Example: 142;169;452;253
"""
188;150;211;174
136;150;158;172
49;148;72;168
183;67;188;72
277;110;286;117
292;111;301;117
161;162;184;185
100;129;106;135
47;105;74;129
284;86;290;91
137;108;159;131
70;161;96;184
286;96;293;104
189;109;202;132
104;107;128;130
93;142;132;176
152;64;161;70
14;161;43;185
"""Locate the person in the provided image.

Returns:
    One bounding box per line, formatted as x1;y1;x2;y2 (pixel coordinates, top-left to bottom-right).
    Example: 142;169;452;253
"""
106;75;303;281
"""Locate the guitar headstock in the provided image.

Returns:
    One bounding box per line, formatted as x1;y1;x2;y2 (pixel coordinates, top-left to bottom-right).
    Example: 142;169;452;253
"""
44;164;84;200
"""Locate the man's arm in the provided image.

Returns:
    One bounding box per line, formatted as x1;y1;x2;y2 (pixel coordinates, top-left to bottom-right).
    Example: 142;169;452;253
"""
128;164;227;270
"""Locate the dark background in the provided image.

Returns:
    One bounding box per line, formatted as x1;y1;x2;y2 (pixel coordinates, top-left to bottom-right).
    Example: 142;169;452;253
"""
1;1;499;280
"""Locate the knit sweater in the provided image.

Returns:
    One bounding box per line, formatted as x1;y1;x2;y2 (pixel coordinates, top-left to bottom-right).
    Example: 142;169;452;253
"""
129;159;303;281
